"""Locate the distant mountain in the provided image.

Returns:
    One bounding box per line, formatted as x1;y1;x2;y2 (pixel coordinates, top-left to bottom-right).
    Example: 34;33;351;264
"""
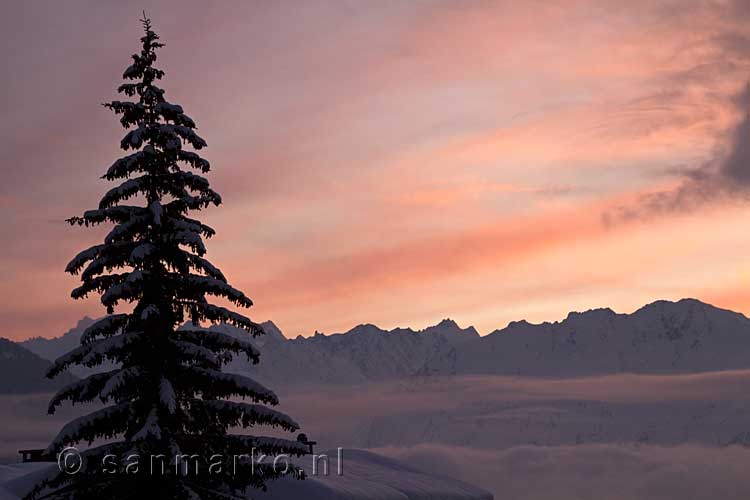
20;317;96;362
0;338;77;393
20;316;479;386
16;299;750;388
419;299;750;376
212;318;480;386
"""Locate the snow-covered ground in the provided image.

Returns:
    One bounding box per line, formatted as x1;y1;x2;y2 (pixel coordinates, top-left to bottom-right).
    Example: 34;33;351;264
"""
254;449;492;499
0;463;54;500
0;450;492;500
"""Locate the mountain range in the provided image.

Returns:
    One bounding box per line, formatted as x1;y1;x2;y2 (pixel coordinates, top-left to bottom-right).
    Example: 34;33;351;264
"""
6;298;750;391
420;298;750;377
0;338;77;393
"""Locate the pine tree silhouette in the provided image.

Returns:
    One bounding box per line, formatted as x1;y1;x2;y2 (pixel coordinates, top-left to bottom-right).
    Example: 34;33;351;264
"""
26;14;307;500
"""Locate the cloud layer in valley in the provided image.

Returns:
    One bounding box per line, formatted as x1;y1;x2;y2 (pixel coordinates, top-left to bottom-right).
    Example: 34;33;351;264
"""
6;371;750;499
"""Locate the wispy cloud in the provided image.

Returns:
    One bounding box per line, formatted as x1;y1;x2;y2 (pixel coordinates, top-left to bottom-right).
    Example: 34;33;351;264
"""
605;84;750;223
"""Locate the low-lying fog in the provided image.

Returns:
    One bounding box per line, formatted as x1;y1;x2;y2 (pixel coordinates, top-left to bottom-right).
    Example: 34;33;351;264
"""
5;371;750;499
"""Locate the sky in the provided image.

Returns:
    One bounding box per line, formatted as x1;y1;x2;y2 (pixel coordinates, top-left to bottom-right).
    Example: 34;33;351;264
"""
1;0;750;341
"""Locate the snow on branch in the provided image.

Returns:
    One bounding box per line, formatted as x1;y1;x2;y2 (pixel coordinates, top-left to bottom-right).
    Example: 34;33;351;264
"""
67;205;146;227
171;339;221;368
80;314;129;344
131;408;162;442
47;370;119;414
225;434;308;456
185;253;225;280
100;366;143;403
190;400;299;432
104;214;151;245
154;101;196;128
159;377;177;414
177;150;210;172
178;366;278;405
65;244;105;274
45;402;133;453
176;274;253;307
129;242;157;263
71;273;129;301
104;150;147;180
190;304;262;336
79;242;138;281
174;329;260;363
173;216;216;238
99;177;146;209
172;230;206;255
101;270;146;307
47;331;143;377
165;191;222;214
149;200;163;225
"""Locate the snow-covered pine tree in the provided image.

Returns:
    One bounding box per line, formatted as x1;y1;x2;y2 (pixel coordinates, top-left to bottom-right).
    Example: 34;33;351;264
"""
26;15;307;500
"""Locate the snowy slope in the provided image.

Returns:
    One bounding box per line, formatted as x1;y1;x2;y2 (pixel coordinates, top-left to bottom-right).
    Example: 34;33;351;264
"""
0;463;56;500
254;449;492;500
0;450;492;500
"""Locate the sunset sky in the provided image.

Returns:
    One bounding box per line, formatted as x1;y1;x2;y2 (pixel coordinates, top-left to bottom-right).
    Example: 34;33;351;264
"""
2;1;750;341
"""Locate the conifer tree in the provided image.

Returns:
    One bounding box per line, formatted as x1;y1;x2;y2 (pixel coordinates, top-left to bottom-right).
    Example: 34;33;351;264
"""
27;15;307;500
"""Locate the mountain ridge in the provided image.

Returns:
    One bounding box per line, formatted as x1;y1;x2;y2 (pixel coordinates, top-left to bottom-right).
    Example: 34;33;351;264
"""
16;298;746;343
14;298;750;386
0;338;77;393
422;298;750;377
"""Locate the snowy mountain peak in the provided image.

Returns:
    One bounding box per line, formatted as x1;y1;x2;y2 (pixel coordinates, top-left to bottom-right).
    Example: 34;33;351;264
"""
347;323;385;336
505;319;532;330
633;298;746;320
422;318;480;339
565;307;617;321
19;316;96;362
422;299;750;377
437;318;459;328
259;320;286;342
